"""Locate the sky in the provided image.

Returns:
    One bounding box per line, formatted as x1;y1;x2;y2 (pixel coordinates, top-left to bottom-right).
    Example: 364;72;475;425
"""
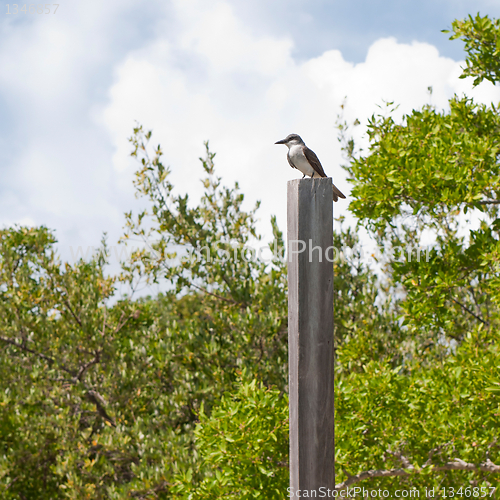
1;0;500;274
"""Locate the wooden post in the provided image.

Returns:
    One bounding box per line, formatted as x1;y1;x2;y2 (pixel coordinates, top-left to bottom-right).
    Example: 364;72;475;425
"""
287;177;335;493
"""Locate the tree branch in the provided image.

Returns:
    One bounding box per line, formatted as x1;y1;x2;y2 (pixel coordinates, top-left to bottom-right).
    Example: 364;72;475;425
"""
336;458;500;491
476;200;500;205
140;233;240;306
189;282;239;305
0;335;55;365
0;333;102;385
63;297;83;327
0;334;77;378
76;350;101;381
450;296;488;325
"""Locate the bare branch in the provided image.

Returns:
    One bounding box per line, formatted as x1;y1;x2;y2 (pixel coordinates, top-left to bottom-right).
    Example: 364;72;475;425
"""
0;335;55;364
386;450;412;469
189;282;239;305
0;334;76;378
113;311;129;335
476;200;500;205
76;350;101;381
63;297;83;327
336;458;500;491
424;442;452;466
450;296;488;326
337;466;412;490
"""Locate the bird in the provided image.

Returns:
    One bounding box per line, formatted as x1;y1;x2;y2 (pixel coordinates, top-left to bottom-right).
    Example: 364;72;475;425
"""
275;134;346;202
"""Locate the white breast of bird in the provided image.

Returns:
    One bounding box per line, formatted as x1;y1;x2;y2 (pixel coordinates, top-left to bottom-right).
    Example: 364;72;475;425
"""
289;145;316;177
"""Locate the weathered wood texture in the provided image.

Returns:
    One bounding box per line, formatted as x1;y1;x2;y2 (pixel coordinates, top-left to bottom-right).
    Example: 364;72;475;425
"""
287;177;335;491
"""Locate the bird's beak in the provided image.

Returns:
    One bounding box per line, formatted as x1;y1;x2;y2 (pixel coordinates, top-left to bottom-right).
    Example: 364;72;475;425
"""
275;139;287;145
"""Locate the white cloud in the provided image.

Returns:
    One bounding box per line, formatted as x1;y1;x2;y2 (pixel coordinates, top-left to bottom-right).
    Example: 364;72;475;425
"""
175;0;293;75
0;0;158;265
100;3;500;245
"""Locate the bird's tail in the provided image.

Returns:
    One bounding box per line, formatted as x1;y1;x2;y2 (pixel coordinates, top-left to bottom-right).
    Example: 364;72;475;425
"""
332;183;346;202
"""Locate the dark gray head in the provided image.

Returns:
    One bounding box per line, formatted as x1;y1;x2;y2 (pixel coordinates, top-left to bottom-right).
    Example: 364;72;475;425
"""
275;134;305;146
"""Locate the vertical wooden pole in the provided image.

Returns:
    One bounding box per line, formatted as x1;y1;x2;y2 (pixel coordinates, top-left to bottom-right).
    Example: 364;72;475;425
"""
287;177;335;493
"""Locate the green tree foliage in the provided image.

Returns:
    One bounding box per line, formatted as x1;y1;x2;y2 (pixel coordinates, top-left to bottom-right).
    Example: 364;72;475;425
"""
332;224;404;374
179;11;500;496
2;12;500;498
175;330;500;494
0;139;392;497
344;15;500;359
172;379;289;499
346;96;500;354
122;131;289;390
333;11;500;491
445;13;500;86
0;227;195;498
